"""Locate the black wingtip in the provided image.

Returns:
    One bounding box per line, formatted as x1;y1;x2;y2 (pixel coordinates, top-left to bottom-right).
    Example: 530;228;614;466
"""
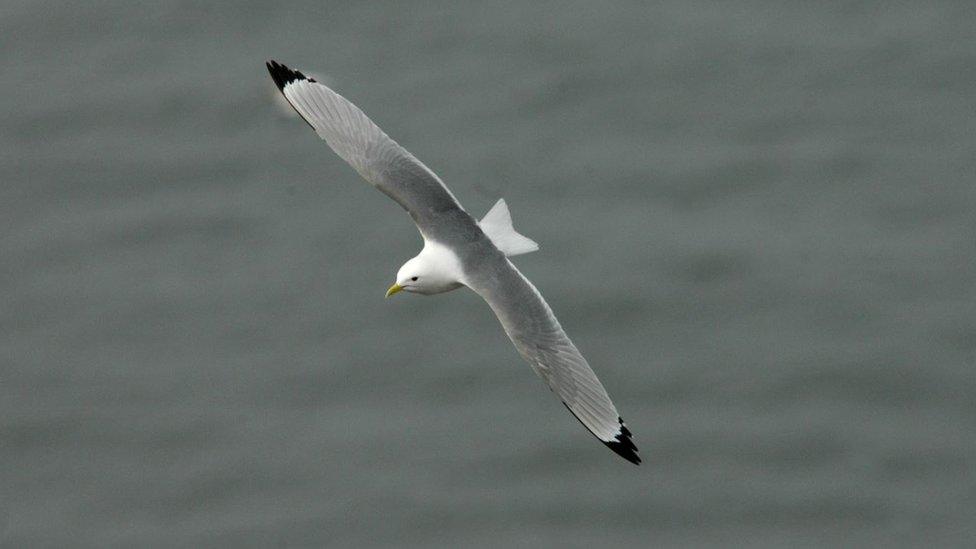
266;59;315;91
603;418;641;465
562;403;641;465
265;60;318;131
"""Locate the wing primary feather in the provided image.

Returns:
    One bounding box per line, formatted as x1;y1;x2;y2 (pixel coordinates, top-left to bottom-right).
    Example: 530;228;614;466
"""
266;60;316;130
266;59;316;90
562;403;641;465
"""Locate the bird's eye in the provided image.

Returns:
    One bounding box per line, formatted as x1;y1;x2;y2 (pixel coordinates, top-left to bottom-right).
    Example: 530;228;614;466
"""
411;276;418;281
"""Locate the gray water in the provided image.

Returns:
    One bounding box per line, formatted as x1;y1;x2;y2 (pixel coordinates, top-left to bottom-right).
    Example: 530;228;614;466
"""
3;1;975;547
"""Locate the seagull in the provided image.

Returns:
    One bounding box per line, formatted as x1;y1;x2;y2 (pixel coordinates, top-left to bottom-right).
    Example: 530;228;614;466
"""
266;60;640;465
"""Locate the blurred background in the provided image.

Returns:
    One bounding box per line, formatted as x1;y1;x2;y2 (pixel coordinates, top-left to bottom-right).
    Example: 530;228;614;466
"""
3;1;975;546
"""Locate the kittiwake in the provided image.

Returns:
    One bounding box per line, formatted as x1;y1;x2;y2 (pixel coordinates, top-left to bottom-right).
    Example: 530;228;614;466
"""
266;60;640;465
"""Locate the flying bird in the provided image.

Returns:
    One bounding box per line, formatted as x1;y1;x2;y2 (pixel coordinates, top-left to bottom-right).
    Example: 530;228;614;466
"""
266;60;640;465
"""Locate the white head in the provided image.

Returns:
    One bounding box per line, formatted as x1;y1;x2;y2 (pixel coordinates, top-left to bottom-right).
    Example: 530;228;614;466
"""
385;242;464;297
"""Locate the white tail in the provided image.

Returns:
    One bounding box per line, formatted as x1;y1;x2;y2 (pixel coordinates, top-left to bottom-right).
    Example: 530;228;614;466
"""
478;199;539;257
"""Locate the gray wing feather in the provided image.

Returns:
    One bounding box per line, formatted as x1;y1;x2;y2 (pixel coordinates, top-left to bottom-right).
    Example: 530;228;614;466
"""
267;61;464;235
469;259;641;464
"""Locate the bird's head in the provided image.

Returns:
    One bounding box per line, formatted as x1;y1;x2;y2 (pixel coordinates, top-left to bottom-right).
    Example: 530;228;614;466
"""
386;250;462;297
386;255;434;297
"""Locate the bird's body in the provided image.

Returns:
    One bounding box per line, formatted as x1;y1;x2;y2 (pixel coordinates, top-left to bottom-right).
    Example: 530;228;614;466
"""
266;60;640;464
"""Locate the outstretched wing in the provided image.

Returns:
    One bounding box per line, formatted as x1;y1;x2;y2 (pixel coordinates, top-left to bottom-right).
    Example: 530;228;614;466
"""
469;258;641;465
267;60;465;236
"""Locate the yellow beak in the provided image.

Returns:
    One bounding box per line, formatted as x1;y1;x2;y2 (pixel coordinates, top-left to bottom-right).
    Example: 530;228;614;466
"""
385;283;404;298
